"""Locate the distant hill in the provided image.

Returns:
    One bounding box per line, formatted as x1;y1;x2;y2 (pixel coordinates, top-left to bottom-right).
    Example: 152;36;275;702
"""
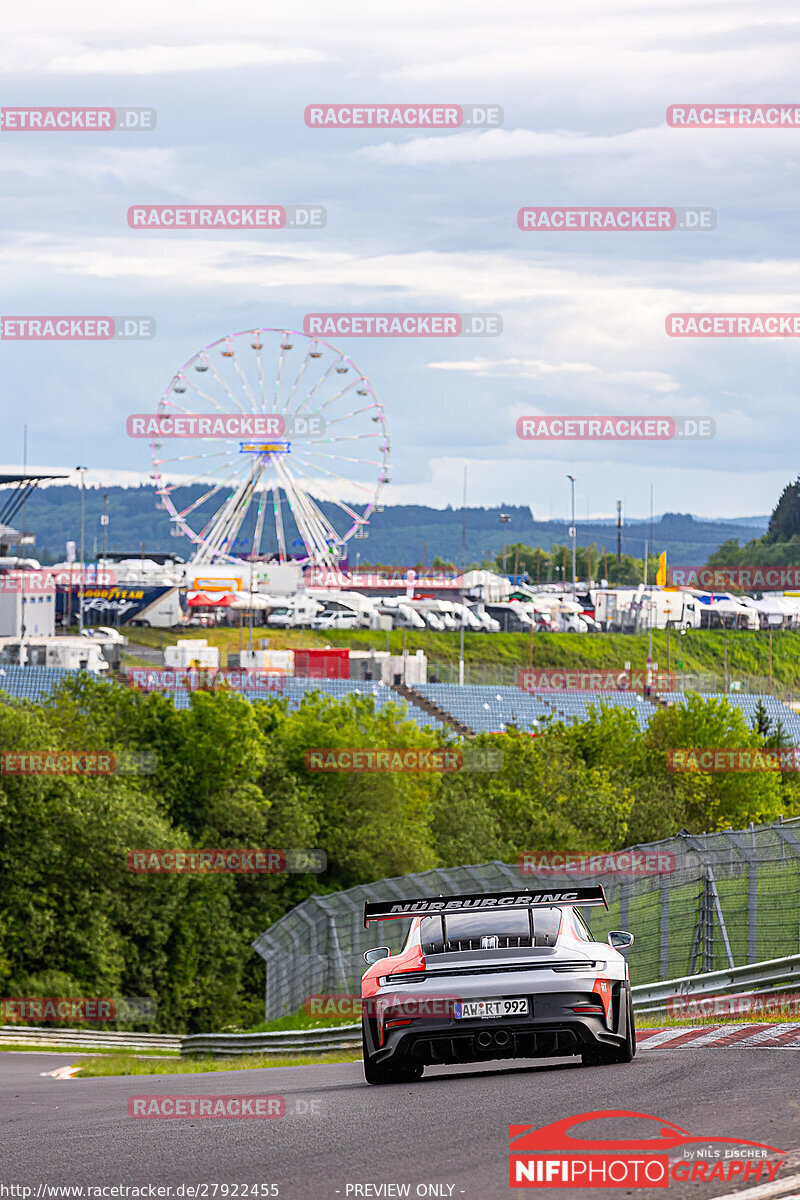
0;484;768;566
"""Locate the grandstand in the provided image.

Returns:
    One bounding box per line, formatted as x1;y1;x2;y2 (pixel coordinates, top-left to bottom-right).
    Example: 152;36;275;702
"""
543;690;659;730
413;683;552;734
170;676;446;731
408;684;800;737
2;664;799;743
0;665;72;702
411;683;658;734
659;691;800;741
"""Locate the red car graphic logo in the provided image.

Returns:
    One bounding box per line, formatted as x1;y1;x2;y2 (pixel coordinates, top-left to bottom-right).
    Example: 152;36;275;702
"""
509;1110;784;1189
510;1109;782;1154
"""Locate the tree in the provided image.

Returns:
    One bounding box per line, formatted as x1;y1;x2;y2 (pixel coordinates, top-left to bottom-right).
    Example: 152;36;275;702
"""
767;478;800;543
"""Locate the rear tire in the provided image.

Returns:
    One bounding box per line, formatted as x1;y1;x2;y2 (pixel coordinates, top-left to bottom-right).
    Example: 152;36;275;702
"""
581;995;636;1066
362;1025;424;1085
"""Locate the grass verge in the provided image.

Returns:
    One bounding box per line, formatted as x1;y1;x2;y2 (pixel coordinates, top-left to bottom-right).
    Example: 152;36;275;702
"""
0;1042;178;1056
636;1005;800;1028
73;1050;362;1077
120;626;800;688
230;1009;359;1033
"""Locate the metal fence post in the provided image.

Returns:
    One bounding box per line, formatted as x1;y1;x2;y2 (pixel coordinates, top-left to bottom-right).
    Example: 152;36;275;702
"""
748;859;758;963
660;875;670;978
620;884;629;934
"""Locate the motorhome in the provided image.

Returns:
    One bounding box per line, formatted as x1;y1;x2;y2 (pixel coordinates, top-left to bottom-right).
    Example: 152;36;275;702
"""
468;605;501;633
410;598;461;631
697;594;760;631
0;636;109;673
266;596;320;628
449;601;484;631
164;639;220;669
484;602;534;633
376;600;426;630
309;594;390;631
312;608;361;631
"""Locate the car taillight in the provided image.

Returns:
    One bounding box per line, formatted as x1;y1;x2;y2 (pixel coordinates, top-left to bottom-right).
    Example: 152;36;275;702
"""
378;942;426;987
379;969;427;987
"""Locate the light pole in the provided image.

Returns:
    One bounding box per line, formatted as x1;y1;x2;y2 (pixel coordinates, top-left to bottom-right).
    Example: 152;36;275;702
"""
247;502;256;655
460;467;467;686
679;628;686;691
499;512;511;576
101;492;109;560
76;466;87;633
664;606;672;683
566;475;576;595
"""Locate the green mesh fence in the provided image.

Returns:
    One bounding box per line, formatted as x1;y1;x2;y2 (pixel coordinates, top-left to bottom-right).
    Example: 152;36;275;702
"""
252;819;800;1019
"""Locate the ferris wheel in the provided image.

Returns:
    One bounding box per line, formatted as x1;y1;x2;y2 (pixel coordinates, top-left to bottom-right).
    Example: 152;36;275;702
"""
149;328;390;566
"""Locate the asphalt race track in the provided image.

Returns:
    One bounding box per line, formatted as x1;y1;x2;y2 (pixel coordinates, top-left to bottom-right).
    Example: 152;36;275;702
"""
2;1049;799;1199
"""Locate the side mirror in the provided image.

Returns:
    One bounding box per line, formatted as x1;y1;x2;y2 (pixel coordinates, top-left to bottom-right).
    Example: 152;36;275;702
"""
608;931;634;951
364;946;391;965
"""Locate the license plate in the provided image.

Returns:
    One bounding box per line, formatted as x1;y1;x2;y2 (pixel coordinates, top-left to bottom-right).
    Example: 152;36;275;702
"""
453;998;529;1019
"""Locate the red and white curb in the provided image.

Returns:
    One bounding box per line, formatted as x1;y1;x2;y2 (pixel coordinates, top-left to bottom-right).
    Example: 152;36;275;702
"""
638;1022;800;1049
40;1064;82;1079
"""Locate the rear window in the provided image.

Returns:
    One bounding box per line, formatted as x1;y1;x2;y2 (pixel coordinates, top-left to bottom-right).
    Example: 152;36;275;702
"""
419;907;561;952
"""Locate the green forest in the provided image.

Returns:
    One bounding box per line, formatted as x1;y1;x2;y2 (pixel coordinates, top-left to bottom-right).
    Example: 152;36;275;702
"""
1;676;798;1033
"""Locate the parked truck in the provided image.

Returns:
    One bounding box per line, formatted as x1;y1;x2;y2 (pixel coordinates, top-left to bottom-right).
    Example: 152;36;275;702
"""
594;587;701;632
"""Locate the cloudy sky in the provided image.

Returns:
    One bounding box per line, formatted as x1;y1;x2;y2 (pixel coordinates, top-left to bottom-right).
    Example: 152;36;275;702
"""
1;0;798;521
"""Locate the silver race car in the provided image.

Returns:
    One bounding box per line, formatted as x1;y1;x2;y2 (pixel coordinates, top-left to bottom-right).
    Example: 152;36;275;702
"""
361;887;635;1084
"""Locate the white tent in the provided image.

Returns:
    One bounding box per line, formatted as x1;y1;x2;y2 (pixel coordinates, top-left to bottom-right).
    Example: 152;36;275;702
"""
227;592;271;611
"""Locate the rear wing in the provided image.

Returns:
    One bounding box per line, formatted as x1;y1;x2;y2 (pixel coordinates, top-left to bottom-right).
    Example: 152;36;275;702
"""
364;886;607;927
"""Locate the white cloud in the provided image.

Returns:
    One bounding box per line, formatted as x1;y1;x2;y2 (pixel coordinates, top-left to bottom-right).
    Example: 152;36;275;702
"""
44;42;332;75
427;356;677;389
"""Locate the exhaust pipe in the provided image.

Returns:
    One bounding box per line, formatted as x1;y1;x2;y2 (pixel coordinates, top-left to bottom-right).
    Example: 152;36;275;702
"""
477;1031;493;1048
495;1030;510;1047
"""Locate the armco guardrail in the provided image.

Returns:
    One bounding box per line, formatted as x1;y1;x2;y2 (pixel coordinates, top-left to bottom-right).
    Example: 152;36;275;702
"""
0;1026;182;1052
0;1024;360;1056
8;957;800;1058
181;1026;361;1056
631;953;800;1016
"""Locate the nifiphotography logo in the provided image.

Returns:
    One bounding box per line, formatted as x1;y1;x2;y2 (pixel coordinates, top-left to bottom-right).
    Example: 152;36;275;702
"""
509;1109;784;1188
